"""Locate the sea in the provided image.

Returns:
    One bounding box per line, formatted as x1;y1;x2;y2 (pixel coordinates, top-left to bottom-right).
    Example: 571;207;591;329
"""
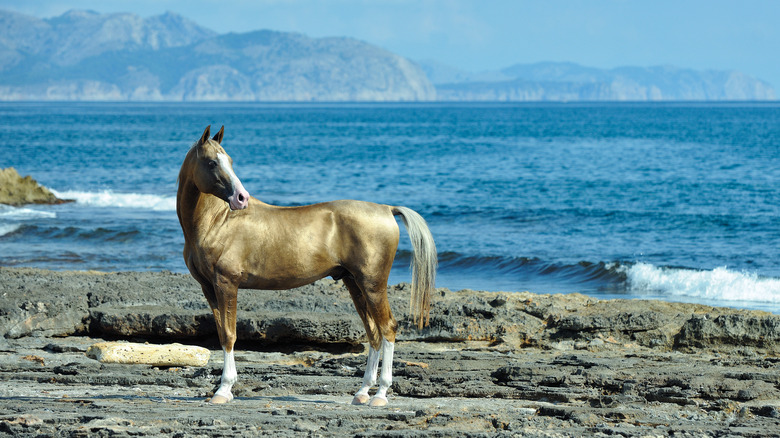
1;102;780;313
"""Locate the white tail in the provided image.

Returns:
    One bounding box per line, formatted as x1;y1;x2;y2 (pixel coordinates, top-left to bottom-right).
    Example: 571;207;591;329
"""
393;206;437;328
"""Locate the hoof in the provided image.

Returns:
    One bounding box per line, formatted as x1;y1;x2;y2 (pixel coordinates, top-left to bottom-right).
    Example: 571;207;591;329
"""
369;396;388;407
351;394;370;405
209;394;232;404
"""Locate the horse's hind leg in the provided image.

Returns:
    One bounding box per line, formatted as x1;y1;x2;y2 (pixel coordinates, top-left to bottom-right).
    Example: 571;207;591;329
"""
357;275;398;407
343;277;382;405
208;273;240;404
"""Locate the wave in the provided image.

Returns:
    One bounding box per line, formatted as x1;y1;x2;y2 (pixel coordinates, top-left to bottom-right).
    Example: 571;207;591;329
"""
52;190;176;211
625;262;780;305
439;252;625;283
0;223;22;237
396;251;628;288
0;204;57;220
399;250;780;307
0;205;56;237
5;224;143;243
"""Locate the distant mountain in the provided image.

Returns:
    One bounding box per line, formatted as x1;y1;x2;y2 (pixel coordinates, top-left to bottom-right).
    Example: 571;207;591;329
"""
0;9;434;101
0;9;774;102
421;61;776;101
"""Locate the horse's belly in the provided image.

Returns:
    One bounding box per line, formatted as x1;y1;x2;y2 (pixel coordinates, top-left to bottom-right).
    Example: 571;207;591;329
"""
240;270;332;290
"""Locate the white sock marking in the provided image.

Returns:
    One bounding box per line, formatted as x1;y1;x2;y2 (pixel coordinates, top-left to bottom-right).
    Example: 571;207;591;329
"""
214;349;237;400
354;344;380;399
373;338;395;401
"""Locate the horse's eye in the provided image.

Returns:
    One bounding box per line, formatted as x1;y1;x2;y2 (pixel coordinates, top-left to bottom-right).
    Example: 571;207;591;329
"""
208;160;217;169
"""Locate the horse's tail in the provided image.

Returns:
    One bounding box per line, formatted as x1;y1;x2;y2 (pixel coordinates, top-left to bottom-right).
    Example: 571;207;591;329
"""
392;206;437;329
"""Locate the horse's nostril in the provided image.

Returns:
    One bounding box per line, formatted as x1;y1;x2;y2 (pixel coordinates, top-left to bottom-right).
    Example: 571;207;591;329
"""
238;194;245;202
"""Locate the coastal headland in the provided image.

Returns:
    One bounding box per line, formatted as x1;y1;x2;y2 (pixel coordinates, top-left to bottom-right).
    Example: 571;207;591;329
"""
0;168;70;206
1;267;779;437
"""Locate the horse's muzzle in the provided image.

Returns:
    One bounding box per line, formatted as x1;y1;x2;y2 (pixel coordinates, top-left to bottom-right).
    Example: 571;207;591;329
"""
228;184;250;210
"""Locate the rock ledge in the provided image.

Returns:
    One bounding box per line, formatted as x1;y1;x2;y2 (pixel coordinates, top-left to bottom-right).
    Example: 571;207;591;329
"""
2;268;780;436
0;167;70;206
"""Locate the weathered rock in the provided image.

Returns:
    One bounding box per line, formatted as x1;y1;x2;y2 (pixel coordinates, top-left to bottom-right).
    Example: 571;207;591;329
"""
2;268;780;437
89;307;214;339
2;336;780;437
0;167;70;206
0;269;90;338
3;268;780;356
676;313;780;353
86;341;211;367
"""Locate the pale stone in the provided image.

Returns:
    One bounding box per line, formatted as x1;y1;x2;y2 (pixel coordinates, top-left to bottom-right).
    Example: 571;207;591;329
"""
86;341;210;367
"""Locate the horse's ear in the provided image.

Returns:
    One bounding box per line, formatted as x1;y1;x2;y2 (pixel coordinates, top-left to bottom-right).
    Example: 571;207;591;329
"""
198;125;211;145
212;125;224;144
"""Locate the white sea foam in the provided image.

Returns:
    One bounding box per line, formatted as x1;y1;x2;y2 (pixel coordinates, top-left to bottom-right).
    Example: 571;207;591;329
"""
0;223;22;237
52;190;176;211
0;205;55;237
0;204;57;220
626;262;780;305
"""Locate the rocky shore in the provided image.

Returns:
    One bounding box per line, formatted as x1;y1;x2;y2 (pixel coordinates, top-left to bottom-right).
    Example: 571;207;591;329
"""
0;168;70;206
1;267;780;437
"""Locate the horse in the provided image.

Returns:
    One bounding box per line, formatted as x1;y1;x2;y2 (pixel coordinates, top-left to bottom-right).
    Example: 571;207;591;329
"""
176;125;437;407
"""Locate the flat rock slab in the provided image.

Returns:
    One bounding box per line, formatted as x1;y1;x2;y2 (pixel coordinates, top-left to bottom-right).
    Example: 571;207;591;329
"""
1;336;779;437
3;268;780;435
86;341;211;367
4;268;780;356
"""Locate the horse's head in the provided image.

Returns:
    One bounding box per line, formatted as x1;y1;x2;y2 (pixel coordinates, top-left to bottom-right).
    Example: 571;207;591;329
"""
189;125;250;211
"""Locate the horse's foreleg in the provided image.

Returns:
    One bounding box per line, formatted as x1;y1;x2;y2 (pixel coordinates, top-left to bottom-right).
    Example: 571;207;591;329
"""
213;348;237;403
210;274;239;404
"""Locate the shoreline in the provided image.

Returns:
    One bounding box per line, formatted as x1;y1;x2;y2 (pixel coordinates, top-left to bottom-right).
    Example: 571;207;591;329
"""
2;267;780;436
4;261;779;316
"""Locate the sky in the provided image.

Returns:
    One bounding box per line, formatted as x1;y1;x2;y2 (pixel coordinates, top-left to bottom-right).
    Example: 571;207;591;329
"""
2;0;779;89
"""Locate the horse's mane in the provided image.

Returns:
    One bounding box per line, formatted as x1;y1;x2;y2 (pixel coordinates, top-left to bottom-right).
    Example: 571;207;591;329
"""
177;141;200;185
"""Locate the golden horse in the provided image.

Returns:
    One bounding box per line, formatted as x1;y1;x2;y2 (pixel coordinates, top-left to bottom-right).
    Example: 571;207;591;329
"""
176;126;437;406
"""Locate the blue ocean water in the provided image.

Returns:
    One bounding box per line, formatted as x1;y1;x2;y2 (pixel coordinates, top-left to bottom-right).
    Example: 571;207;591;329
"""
2;102;780;313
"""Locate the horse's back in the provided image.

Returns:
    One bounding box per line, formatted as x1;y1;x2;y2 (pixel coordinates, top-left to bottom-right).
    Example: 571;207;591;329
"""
225;199;400;289
320;199;400;243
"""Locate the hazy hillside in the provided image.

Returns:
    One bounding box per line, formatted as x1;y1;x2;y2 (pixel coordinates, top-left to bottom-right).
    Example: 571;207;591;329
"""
0;10;215;70
422;61;776;101
0;9;434;101
0;9;774;102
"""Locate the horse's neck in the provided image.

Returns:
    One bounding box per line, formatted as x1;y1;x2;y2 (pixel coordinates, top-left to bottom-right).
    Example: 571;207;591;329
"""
176;151;221;232
177;176;200;237
177;174;237;240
